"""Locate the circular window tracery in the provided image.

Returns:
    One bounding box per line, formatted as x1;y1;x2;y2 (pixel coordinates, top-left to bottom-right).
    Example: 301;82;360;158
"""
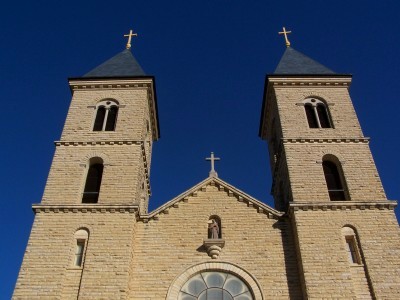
179;271;254;300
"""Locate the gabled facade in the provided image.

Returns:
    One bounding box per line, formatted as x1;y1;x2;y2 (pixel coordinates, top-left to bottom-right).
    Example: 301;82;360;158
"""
13;41;400;300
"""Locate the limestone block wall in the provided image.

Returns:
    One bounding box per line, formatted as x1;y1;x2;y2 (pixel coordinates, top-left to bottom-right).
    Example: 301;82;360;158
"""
128;183;303;299
273;85;363;139
291;207;400;299
42;144;144;205
283;142;386;202
61;87;152;142
13;210;136;300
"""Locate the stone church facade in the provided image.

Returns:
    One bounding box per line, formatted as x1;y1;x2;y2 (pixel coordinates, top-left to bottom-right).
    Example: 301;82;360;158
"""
13;39;400;299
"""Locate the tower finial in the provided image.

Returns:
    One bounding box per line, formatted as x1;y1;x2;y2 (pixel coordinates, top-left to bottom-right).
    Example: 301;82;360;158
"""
278;27;292;47
124;29;138;49
206;152;220;178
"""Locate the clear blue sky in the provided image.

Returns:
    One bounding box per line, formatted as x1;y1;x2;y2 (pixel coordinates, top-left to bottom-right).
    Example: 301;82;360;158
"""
1;0;400;298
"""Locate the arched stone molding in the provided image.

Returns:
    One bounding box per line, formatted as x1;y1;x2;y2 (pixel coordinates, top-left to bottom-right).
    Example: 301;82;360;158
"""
80;152;110;166
317;151;346;165
93;95;125;106
296;92;334;106
166;261;264;299
72;226;91;235
95;97;119;106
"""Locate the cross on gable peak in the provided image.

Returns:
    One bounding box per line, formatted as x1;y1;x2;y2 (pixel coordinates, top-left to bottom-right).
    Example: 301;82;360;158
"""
206;152;220;178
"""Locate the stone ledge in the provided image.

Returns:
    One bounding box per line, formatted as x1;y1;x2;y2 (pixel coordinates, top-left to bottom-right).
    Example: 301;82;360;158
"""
283;138;370;144
289;201;397;212
54;140;143;146
269;76;352;87
32;204;139;214
68;78;154;90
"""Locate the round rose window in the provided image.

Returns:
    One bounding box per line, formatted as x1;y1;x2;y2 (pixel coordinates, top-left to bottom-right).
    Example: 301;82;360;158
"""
178;271;254;300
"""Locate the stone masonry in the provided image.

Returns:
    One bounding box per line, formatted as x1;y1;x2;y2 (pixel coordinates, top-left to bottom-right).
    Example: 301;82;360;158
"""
13;45;400;299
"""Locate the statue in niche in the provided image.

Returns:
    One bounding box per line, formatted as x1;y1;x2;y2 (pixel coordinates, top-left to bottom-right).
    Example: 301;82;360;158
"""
208;219;220;239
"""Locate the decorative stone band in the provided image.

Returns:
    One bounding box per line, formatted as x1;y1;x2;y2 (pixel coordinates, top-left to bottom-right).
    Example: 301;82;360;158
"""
54;140;143;146
68;79;153;91
282;138;370;144
289;201;397;213
166;261;264;300
269;77;352;87
32;204;139;214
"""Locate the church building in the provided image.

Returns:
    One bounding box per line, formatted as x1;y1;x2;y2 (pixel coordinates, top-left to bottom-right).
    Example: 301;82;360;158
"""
13;30;400;299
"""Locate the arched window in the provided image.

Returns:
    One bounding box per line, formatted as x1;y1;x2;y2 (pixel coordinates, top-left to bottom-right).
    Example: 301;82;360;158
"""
82;158;103;203
303;98;332;128
167;262;263;299
93;100;119;131
305;103;318;128
179;271;254;299
208;216;222;239
322;158;348;201
73;229;89;267
341;227;362;264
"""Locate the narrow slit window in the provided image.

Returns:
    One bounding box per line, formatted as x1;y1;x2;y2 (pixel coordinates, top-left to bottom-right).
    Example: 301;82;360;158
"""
82;162;103;203
345;236;360;264
73;229;89;268
322;160;347;201
74;240;85;267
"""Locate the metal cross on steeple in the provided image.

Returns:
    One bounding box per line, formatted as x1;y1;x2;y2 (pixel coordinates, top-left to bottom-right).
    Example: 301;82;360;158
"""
279;27;292;47
206;152;220;178
124;29;138;49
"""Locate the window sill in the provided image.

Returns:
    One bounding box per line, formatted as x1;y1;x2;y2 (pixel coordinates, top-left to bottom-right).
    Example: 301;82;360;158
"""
349;263;363;267
66;266;83;270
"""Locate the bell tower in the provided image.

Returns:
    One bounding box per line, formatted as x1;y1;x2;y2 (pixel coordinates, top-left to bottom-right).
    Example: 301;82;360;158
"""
42;42;159;212
259;34;400;298
259;46;386;210
13;33;160;299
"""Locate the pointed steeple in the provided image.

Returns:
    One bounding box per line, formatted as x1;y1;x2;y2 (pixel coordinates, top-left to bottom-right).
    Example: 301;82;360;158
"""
83;49;145;77
274;47;335;75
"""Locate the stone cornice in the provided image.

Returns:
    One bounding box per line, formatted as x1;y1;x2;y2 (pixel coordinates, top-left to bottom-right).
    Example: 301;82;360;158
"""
68;78;154;91
32;204;139;213
283;138;369;144
54;140;143;146
268;76;352;87
289;201;397;213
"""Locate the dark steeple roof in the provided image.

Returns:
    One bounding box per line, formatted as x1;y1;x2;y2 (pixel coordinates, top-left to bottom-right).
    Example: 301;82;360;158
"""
83;49;145;77
274;47;335;75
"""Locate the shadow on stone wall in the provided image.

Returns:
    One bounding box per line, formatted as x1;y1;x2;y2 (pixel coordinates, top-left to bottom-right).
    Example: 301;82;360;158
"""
273;218;304;299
